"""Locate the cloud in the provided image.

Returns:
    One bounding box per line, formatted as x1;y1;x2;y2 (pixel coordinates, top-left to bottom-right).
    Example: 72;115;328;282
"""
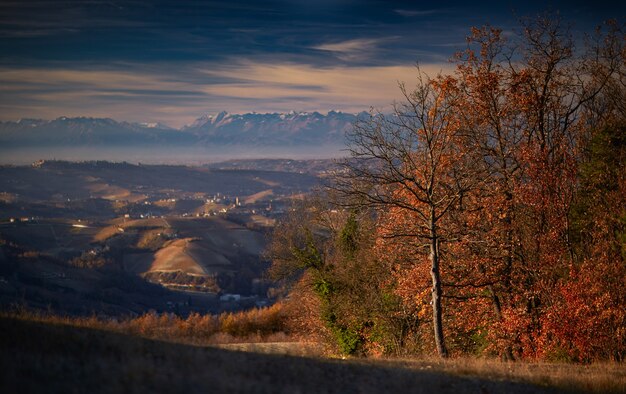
312;37;397;62
0;67;210;126
0;0;619;135
198;61;454;114
394;9;443;17
0;61;454;127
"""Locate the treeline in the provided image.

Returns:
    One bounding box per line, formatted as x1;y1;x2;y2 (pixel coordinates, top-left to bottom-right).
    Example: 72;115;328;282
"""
267;17;625;362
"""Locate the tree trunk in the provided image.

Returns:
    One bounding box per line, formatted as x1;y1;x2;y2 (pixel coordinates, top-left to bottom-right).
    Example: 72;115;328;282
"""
429;217;448;358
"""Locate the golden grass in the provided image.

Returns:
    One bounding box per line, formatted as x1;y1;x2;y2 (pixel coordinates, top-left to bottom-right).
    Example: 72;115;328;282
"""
378;355;626;394
2;309;624;393
216;341;325;357
0;316;557;394
1;303;292;347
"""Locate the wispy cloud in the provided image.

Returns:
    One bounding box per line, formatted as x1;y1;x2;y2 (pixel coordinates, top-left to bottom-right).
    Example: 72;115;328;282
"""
0;0;614;127
0;61;454;127
0;67;209;126
394;9;443;17
313;38;385;53
312;37;397;62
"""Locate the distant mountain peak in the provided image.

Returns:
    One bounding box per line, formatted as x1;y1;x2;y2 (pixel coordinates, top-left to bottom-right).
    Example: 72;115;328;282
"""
137;122;174;130
181;110;359;145
1;110;366;148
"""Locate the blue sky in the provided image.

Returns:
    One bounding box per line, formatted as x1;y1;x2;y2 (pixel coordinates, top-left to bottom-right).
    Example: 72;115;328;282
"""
0;0;623;127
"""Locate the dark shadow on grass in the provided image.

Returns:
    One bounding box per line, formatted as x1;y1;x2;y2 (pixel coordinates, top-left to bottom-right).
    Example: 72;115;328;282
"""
0;316;559;394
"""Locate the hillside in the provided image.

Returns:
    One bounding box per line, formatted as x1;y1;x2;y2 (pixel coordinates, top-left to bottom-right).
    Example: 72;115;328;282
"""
0;316;566;394
0;161;318;316
0;161;317;218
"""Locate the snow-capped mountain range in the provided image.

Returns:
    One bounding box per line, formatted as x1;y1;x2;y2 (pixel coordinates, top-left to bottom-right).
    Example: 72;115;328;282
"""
0;111;367;147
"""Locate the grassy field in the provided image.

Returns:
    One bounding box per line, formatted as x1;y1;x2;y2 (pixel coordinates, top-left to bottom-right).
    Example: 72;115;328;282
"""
1;316;624;394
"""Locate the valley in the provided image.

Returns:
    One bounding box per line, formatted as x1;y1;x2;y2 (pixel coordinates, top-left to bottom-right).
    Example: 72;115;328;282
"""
0;159;332;317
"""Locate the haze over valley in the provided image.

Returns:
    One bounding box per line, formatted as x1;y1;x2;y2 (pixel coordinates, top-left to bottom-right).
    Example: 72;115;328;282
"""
0;111;360;164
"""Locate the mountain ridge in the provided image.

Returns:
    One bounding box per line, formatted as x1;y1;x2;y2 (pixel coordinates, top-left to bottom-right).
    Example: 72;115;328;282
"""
0;111;368;147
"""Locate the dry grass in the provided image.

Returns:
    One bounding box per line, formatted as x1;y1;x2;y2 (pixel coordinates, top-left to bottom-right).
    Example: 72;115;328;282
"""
1;303;292;346
0;316;558;394
216;341;325;357
1;310;624;393
377;356;626;394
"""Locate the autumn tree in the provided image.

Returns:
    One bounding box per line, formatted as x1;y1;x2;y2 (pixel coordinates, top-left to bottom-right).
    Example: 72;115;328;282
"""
266;16;625;361
330;69;484;358
266;197;413;356
547;123;626;361
449;17;625;359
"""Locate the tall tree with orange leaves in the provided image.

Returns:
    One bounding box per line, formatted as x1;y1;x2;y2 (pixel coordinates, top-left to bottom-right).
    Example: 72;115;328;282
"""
331;69;484;358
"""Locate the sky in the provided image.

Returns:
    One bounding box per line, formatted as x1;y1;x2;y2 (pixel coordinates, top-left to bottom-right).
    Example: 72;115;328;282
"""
0;0;623;127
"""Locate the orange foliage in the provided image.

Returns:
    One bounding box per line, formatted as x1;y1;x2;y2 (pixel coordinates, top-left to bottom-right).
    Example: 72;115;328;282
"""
369;18;625;361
